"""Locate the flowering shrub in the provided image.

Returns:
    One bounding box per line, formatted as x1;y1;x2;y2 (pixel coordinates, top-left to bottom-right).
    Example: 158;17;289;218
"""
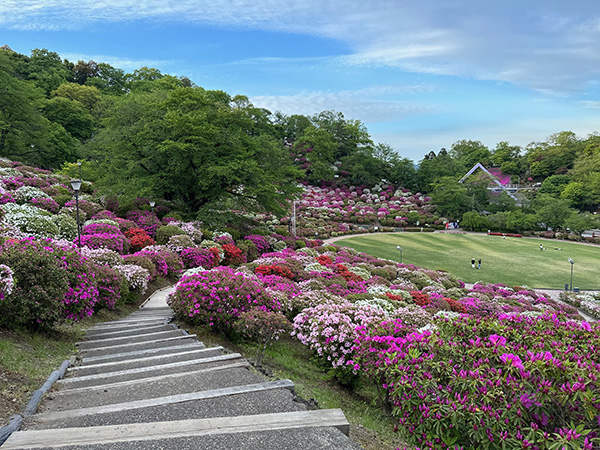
2;203;59;239
30;197;60;213
0;264;15;300
133;247;183;278
113;264;150;295
64;199;103;217
80;233;130;254
90;263;129;310
81;247;123;266
51;214;78;240
233;307;292;365
0;239;86;329
115;218;138;233
13;186;50;203
222;243;246;266
167;234;195;253
244;234;271;254
292;299;386;369
352;314;600;449
180;247;215;269
255;264;295;280
122;254;157;281
127;210;161;235
168;267;281;332
125;227;155;252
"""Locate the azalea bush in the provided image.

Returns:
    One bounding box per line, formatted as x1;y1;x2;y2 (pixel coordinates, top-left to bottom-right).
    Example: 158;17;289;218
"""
90;263;129;310
233;307;292;365
133;247;183;278
180;247;215;269
0;263;15;300
113;264;150;295
125;227;155;252
168;267;281;332
352;314;600;450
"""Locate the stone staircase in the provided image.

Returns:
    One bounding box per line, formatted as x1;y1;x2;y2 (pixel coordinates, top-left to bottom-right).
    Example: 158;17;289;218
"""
2;288;360;449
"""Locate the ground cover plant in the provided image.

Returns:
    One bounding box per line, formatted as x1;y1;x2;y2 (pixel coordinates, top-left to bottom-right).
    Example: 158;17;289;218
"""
339;232;600;289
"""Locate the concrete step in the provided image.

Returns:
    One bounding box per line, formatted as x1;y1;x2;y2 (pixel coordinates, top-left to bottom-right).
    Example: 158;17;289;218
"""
78;330;185;350
57;353;244;390
79;342;206;365
55;361;251;396
86;324;175;339
69;346;225;377
78;334;198;357
91;317;167;328
25;386;303;430
44;367;264;411
4;410;356;450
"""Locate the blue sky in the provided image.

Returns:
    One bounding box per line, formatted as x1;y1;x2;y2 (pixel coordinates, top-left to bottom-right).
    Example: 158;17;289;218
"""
1;0;599;162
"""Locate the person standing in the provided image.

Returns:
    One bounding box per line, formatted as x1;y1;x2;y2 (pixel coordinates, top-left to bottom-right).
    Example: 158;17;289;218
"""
471;258;475;269
478;259;481;269
540;243;543;251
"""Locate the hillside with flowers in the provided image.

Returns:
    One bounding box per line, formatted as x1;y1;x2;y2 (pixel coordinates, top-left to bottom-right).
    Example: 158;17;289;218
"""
1;154;600;448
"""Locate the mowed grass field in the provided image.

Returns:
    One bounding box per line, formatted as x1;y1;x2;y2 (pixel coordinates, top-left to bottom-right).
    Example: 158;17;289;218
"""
339;233;600;290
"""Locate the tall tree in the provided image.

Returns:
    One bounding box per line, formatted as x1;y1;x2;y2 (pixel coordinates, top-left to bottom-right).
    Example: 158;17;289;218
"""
87;85;301;214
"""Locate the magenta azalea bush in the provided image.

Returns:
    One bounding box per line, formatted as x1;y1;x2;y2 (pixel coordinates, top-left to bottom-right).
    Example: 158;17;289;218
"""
351;314;600;450
234;307;291;365
168;267;282;332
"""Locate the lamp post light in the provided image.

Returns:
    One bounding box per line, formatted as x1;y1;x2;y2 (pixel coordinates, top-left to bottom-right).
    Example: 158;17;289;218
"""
397;245;403;264
77;161;82;180
149;200;156;213
568;258;574;291
71;180;82;247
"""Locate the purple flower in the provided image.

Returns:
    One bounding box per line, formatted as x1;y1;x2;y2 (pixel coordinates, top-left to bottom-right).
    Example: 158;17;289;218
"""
500;353;524;369
488;334;507;347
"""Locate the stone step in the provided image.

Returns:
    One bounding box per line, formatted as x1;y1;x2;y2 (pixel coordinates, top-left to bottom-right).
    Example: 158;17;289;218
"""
57;353;243;390
44;367;264;412
86;324;174;339
4;410;355;450
69;346;225;377
78;334;198;357
30;380;295;426
79;329;184;349
54;361;251;395
92;317;167;328
80;342;205;365
26;386;303;430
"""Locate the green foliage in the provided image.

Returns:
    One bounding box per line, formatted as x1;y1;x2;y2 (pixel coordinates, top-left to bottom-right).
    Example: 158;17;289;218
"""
88;86;302;215
155;224;185;245
461;211;490;231
430;177;471;219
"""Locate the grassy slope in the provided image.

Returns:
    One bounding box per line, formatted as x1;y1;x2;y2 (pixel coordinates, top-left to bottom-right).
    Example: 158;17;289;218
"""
339;233;600;289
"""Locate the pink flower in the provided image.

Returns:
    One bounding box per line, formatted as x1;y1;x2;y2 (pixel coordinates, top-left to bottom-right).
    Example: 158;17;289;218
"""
488;334;507;347
500;353;524;369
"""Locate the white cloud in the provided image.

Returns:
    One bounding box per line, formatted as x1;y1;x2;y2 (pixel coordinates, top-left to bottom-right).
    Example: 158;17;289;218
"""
2;1;600;93
251;86;435;123
60;52;174;71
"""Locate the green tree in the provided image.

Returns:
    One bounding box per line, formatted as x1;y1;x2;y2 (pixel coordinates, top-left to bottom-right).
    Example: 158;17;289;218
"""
293;125;337;183
461;211;490;231
526;131;582;179
538;175;570;197
417;148;463;191
42;97;95;141
430;176;471;219
449;139;491;171
23;49;73;95
88;86;301;214
533;194;574;231
564;212;599;236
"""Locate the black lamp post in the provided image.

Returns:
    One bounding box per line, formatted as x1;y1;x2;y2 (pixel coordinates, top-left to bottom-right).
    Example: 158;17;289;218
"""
71;180;82;247
397;245;403;263
568;258;574;291
149;200;155;213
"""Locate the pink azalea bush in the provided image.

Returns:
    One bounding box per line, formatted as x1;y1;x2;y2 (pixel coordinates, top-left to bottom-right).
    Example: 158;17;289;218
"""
168;267;282;333
351;313;600;450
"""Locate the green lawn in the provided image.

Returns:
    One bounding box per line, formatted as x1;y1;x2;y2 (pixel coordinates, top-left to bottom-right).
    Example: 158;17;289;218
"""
338;233;600;290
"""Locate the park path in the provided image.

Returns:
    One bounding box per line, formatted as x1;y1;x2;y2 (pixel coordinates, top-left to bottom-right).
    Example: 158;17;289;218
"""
2;288;359;450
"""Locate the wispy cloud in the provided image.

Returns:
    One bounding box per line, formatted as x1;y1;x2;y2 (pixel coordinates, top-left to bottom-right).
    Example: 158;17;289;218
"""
60;52;175;72
251;86;436;123
2;1;600;93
